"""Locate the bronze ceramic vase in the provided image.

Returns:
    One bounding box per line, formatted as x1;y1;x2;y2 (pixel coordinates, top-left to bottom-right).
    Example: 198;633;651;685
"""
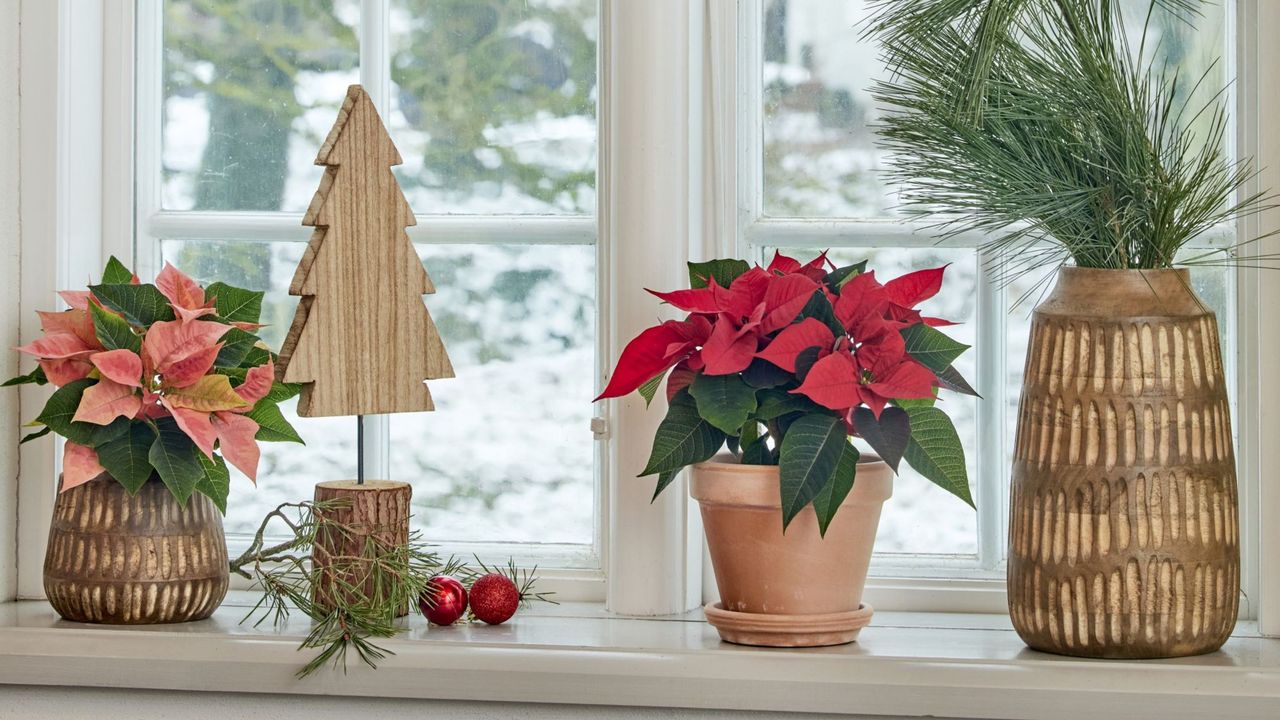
1008;267;1238;658
44;474;229;624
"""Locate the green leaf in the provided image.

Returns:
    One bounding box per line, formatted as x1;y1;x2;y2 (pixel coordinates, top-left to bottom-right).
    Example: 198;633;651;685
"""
811;442;858;537
90;302;142;352
148;419;203;506
90;283;176;326
247;400;304;444
778;413;847;530
851;406;910;472
824;261;867;291
240;345;274;368
687;259;750;290
3;366;48;387
753;389;821;421
206;281;264;324
894;396;936;410
96;422;157;494
20;426;52;444
639;391;726;476
900;323;971;373
195;453;231;515
903;406;974;508
651;468;680;502
742;437;773;465
265;381;302;403
100;256;135;285
215;327;258;368
35;379;132;446
741;358;791;388
798;290;845;337
637;372;665;408
689;373;757;435
794;346;822;381
936;364;981;397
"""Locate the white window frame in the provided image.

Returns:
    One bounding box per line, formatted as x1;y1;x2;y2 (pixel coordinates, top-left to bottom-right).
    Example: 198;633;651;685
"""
9;0;1280;632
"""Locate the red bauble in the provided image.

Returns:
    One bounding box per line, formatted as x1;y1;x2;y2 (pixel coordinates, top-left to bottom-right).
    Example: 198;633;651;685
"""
420;575;468;626
469;573;521;625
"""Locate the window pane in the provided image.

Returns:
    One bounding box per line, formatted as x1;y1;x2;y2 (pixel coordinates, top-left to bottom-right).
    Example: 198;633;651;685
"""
388;0;598;215
390;244;597;544
159;239;359;536
774;247;980;556
162;0;360;212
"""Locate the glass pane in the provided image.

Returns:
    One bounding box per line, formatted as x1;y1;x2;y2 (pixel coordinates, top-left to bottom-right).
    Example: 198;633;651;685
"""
388;0;598;215
775;247;980;556
162;0;360;211
159;239;359;536
760;0;1228;219
390;245;597;544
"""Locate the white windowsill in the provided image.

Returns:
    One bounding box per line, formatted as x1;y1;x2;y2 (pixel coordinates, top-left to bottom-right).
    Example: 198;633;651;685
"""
0;592;1277;718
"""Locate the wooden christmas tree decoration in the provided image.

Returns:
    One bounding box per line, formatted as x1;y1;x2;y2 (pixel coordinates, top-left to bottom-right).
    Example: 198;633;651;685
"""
277;85;453;614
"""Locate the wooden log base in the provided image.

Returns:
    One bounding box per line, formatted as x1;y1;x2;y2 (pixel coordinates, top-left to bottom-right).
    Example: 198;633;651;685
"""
312;480;412;617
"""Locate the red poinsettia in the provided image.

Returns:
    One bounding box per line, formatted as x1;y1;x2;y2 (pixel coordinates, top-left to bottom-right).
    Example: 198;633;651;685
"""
7;256;303;511
596;252;977;534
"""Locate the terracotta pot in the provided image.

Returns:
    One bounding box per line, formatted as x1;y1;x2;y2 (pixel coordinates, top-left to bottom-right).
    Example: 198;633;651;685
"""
1008;267;1239;658
44;474;230;624
691;454;893;647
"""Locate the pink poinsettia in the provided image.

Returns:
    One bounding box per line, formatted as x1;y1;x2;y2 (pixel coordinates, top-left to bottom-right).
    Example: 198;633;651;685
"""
8;257;303;508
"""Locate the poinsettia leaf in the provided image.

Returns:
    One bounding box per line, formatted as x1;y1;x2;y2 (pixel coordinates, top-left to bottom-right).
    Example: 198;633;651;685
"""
206;281;264;324
148;419;203;506
90;283;176;326
72;378;142;425
741;358;792;388
900;323;970;372
794;346;823;382
639;391;726;476
246;400;304;444
687;259;750;290
90;303;142;353
797;290;845;337
637;372;665;408
2;366;48;387
100;256;135;285
214;327;258;368
936;364;981;397
753;388;823;420
240;345;275;369
903;406;974;508
811;441;858;537
96;422;157;494
689;373;757;435
742;436;773;465
824;261;867;292
852;406;910;472
20;426;52;444
165;375;248;413
755;317;835;373
35;379;131;446
194;452;231;514
265;381;302;403
652;468;681;502
884;266;947;307
778;413;847;530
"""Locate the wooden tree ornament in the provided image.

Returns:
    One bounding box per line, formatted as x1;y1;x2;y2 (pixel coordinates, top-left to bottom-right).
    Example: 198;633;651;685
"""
277;85;453;612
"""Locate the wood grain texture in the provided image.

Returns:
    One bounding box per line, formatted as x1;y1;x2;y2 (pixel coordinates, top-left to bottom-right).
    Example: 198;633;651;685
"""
312;480;412;616
1008;267;1239;658
277;84;453;417
43;475;229;624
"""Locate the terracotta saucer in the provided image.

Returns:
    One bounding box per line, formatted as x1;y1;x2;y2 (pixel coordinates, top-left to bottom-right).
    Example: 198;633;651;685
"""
703;602;874;647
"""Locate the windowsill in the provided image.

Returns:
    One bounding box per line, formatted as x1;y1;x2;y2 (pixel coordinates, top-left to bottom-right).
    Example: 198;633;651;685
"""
1;593;1277;718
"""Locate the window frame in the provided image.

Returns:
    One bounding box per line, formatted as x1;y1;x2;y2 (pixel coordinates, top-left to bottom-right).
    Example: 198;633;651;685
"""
10;0;1280;631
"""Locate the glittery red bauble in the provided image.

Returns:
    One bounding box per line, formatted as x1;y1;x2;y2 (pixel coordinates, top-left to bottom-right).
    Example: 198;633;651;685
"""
420;575;468;626
469;573;521;625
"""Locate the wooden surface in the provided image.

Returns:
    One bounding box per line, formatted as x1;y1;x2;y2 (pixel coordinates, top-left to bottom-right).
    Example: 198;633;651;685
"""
312;480;412;616
278;84;453;417
43;474;229;624
1007;267;1239;658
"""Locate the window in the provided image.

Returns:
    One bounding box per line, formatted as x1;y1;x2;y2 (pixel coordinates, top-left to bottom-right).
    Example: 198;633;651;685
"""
735;0;1248;594
136;0;602;575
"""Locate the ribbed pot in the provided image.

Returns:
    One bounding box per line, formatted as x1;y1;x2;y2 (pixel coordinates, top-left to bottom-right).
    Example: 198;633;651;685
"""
692;454;893;647
1008;267;1239;658
44;474;229;624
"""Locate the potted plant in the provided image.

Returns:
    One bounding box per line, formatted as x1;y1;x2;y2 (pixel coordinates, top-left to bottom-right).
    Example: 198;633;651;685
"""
596;252;976;646
869;1;1270;657
6;257;303;624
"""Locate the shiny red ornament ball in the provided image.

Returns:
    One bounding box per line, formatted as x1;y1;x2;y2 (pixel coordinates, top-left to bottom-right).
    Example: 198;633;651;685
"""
420;575;468;626
469;573;521;625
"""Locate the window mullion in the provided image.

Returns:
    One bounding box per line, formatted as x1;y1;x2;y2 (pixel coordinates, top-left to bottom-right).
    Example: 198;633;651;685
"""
976;249;1008;571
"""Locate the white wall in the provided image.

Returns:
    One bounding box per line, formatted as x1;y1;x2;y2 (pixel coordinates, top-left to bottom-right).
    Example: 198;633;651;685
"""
0;0;21;603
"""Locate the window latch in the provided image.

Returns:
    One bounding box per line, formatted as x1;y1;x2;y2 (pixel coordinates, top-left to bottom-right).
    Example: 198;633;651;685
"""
590;417;609;439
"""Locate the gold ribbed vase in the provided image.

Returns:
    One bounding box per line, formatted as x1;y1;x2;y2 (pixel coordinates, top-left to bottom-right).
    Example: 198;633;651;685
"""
44;474;229;624
1008;267;1239;658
